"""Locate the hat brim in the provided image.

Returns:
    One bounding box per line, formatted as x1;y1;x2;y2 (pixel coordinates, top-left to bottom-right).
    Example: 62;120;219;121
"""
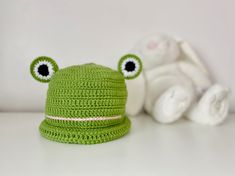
39;116;131;144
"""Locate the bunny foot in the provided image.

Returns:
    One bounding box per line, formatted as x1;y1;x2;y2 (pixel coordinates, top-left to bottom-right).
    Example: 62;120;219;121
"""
152;85;192;123
187;84;230;125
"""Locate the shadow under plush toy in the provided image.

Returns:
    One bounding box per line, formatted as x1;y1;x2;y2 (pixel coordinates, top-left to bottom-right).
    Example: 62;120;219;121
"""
30;54;142;144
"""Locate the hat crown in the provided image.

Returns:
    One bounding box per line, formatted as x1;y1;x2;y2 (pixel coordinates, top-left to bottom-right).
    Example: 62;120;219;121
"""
45;63;127;128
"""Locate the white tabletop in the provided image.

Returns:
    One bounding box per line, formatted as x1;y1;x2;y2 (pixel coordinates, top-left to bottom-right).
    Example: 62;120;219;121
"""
0;112;234;176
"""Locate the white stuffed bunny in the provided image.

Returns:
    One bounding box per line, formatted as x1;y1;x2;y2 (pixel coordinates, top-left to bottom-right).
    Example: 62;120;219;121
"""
126;34;230;125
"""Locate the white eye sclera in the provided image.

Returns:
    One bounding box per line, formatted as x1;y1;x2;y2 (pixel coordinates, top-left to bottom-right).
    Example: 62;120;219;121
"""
30;56;59;83
118;54;142;80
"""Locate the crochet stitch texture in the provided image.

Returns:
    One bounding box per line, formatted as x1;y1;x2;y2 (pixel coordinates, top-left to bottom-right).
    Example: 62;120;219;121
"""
39;63;131;144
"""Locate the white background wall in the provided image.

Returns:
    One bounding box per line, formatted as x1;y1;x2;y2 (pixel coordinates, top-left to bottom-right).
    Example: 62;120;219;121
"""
0;0;234;112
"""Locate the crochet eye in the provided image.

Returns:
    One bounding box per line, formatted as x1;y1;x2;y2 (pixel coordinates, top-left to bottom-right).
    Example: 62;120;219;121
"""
118;54;142;79
30;56;59;83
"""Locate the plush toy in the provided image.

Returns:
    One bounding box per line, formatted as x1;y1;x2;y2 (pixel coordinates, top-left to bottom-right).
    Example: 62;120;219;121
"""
126;34;230;125
30;54;142;144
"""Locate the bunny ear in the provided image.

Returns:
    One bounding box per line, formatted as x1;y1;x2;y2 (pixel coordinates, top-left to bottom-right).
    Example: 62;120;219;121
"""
118;54;143;80
175;37;209;75
30;56;59;83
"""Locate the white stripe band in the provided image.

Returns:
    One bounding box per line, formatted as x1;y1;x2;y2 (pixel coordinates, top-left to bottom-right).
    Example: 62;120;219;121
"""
46;115;122;122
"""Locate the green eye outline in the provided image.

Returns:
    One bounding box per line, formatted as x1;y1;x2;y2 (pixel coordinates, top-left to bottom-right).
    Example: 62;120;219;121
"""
30;56;59;83
118;54;142;80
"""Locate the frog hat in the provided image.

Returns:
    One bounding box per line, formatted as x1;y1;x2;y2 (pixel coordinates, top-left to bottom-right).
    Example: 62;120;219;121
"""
30;54;142;144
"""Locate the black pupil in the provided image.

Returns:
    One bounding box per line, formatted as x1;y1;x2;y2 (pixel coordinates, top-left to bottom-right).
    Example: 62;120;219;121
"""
38;64;49;76
125;61;136;72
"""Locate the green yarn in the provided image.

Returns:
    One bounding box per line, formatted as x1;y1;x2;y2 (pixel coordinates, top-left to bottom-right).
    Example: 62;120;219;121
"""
40;116;130;144
39;63;131;144
45;63;127;118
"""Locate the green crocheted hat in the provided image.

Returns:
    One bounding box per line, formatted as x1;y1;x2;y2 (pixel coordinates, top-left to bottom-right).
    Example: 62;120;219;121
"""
30;55;142;144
